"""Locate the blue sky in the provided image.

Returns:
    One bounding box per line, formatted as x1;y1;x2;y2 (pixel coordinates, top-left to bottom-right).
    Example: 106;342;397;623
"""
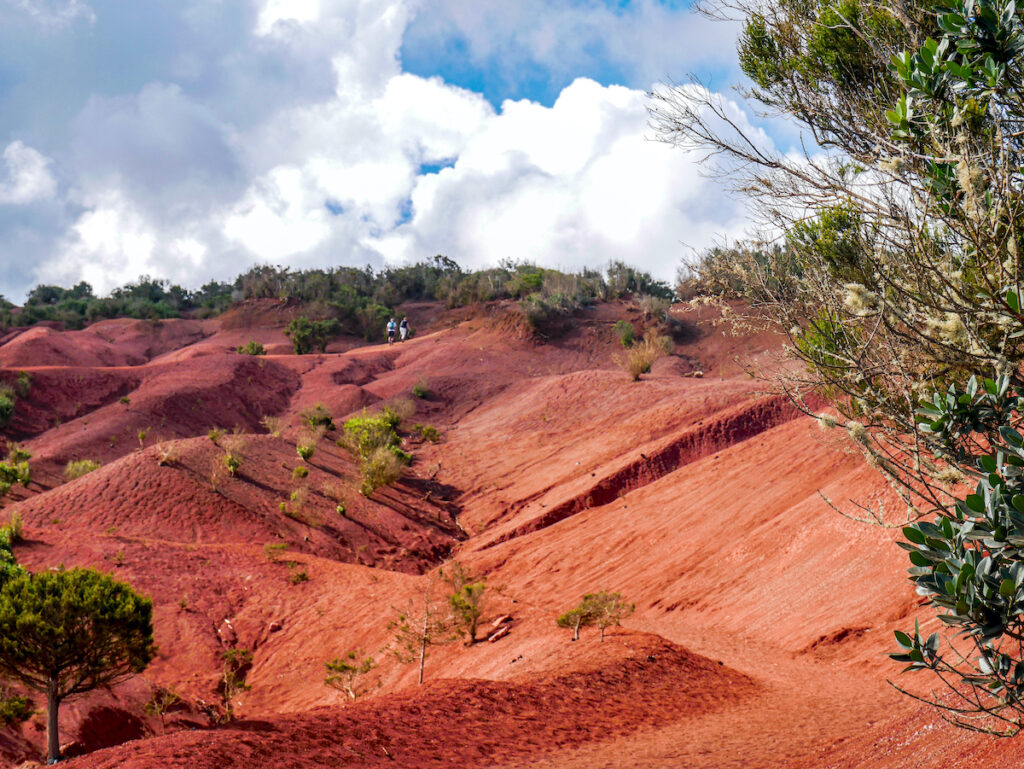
400;0;736;108
0;0;762;301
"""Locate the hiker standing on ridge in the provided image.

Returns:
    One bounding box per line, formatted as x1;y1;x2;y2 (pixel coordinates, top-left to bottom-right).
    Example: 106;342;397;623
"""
399;316;409;342
386;318;397;345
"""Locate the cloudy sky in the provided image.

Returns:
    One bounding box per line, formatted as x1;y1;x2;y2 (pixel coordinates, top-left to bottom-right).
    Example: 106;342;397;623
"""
0;0;780;300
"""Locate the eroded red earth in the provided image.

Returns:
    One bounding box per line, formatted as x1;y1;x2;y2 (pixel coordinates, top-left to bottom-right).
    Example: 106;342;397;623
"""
0;299;1019;768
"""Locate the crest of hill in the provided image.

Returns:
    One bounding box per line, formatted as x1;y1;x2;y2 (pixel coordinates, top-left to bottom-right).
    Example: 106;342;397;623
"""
0;318;213;369
62;632;753;769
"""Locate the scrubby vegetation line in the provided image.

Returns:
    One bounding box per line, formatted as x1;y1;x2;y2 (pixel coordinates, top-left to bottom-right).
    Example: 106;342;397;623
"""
2;257;673;342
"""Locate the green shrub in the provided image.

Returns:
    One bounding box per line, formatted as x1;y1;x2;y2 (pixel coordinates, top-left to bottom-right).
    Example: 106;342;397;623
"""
0;390;14;429
292;465;309;479
287;317;342;354
359;448;405;496
0;461;30;497
5;443;31;463
324;651;376;700
557;591;634;642
289;570;310;584
219;648;252;721
411;380;429;399
264;542;289;561
297;444;315;461
0;688;31;725
4;512;23;544
612;320;636;347
14;372;31;398
341;408;402;458
413;424;440;442
64;459;100;481
208;427;225;444
300;404;335;431
236;340;266;356
224;453;242;476
119;396;131;406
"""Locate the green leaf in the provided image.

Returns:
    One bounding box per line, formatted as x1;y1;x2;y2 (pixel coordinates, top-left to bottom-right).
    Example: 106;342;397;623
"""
1000;578;1016;596
910;551;932;567
903;526;927;545
1007;288;1021;313
1001;426;1024;448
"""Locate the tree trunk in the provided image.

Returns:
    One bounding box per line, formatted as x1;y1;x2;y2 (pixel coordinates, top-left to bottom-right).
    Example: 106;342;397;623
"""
600;624;606;642
418;621;427;685
46;680;60;763
573;616;582;641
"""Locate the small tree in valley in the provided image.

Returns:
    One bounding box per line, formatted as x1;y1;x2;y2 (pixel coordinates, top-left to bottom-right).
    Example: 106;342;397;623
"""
557;602;595;642
588;591;634;642
441;561;487;645
219;648;252;722
324;651;377;700
557;591;633;642
388;585;454;685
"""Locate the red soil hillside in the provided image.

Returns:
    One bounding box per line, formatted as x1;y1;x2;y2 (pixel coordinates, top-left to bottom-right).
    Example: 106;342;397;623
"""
67;632;753;769
0;318;212;369
0;300;1022;768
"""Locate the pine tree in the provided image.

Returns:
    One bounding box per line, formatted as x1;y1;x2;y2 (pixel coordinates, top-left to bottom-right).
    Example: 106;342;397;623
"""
0;567;155;762
324;651;377;700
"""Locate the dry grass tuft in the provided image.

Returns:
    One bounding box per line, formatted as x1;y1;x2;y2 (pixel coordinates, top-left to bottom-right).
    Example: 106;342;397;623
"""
618;331;673;381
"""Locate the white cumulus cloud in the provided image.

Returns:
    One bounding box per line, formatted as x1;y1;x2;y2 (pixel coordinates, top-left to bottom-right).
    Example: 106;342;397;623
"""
373;78;753;275
4;0;95;27
11;0;775;298
0;142;58;205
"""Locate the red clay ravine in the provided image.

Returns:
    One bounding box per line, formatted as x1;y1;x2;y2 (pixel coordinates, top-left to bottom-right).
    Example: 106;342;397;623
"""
0;301;1017;767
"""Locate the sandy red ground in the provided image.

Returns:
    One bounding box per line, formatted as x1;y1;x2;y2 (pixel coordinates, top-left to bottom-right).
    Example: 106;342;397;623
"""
0;299;1021;768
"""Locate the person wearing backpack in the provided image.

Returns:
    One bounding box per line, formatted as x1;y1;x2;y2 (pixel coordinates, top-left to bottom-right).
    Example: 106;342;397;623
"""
386;318;397;345
399;316;409;342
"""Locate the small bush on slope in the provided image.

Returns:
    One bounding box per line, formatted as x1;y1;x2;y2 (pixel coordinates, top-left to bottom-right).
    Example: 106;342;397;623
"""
0;461;29;497
300;404;335;431
359;448;404;496
64;460;100;481
0;388;15;430
236;340;266;355
0;686;30;726
612;320;636;347
341;409;411;496
619;331;673;381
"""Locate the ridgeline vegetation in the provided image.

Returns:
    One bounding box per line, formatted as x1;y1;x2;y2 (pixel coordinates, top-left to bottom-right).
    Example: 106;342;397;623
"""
2;257;673;342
